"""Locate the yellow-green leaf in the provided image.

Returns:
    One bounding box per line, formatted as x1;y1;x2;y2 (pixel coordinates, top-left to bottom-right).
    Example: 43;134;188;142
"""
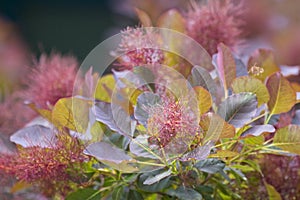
273;125;300;155
194;86;212;115
94;74;116;102
248;49;280;82
209;150;239;158
232;76;270;106
52;97;90;133
266;73;296;115
244;135;264;146
264;181;282;200
200;113;235;143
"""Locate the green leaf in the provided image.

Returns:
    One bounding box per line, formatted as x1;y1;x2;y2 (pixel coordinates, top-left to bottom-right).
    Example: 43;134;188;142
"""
216;43;236;92
217;93;257;128
232;76;270;106
134;92;161;126
66;188;101;200
266;72;296;115
137;169;172;192
188;66;217;100
200;113;235;143
240;125;275;138
273;125;300;155
143;169;172;185
194;158;225;174
112;186;128;200
264;182;282;200
10;125;56;148
166;186;202;200
194;86;212;115
128;190;143;200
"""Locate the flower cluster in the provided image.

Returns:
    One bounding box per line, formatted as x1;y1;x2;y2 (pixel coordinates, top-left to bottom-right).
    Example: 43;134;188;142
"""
24;54;79;109
185;0;245;55
115;27;164;70
0;133;87;197
147;95;201;154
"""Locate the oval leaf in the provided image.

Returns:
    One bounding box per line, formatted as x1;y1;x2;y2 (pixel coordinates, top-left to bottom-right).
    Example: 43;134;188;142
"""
194;86;212;115
166;186;202;200
180;141;214;161
84;142;133;164
52;97;90;133
134;92;161;126
10;125;56;148
94;74;116;103
94;102;135;137
217;93;257;128
232;76;270;106
66;188;101;200
143;169;172;185
266;72;296;115
273;125;300;155
195;158;225;174
216;43;236;91
240;125;275;138
188;66;217;100
200;113;235;142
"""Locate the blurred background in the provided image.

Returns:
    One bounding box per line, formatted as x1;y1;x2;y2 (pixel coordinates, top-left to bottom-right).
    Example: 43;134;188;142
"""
0;0;137;61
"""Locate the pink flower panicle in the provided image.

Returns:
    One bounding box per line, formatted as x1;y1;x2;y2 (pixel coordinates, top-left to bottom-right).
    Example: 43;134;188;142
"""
116;27;164;70
25;54;79;109
0;133;87;196
147;96;201;154
185;0;245;55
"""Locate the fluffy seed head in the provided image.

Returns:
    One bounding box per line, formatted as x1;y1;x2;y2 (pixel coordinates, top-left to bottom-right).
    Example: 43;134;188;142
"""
185;0;245;55
147;96;201;154
25;54;79;109
115;27;164;70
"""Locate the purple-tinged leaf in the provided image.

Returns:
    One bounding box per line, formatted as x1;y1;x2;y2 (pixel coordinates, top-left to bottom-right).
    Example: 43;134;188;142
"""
240;125;275;138
217;93;257;128
10;125;56;148
216;43;236;91
130;135;158;159
188;66;217;100
94;102;135;137
180;141;214;162
84;142;132;164
292;110;300;125
134;92;161;126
